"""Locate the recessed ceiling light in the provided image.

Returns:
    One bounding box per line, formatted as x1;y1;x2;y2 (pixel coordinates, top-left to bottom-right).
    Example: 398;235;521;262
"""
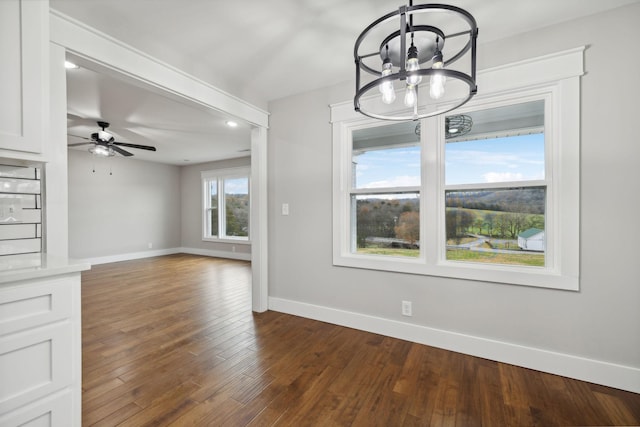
65;60;79;69
226;120;238;128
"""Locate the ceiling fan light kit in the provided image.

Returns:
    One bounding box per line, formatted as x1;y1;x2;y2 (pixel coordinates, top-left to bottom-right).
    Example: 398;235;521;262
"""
89;144;115;157
354;0;478;121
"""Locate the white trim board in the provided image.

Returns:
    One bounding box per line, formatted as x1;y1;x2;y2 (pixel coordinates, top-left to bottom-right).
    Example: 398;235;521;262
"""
82;248;181;266
81;247;250;266
180;247;251;261
268;297;640;394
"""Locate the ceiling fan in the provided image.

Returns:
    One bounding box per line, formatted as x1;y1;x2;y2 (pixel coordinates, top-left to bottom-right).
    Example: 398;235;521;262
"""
68;121;156;157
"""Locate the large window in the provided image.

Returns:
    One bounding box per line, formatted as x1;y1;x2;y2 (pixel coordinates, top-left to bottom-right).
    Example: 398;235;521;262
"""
444;100;546;267
202;167;250;242
332;48;582;290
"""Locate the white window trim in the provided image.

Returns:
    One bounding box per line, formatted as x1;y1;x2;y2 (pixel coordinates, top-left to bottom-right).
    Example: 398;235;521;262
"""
331;47;583;291
201;166;251;244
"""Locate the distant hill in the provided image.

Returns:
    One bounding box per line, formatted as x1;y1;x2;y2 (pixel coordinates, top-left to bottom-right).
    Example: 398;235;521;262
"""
446;188;544;214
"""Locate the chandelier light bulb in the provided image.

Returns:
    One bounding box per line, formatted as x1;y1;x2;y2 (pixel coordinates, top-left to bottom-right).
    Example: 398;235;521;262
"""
381;84;396;104
379;57;396;104
429;49;446;99
406;44;422;86
404;84;417;107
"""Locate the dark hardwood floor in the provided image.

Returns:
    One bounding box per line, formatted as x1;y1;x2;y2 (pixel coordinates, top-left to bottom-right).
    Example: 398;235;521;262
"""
82;254;640;426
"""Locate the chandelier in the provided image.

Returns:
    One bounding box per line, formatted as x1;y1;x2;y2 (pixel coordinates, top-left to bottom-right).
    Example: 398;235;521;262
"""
354;1;478;121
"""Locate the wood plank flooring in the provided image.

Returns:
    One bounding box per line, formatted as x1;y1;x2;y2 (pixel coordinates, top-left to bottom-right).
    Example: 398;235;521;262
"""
82;254;640;426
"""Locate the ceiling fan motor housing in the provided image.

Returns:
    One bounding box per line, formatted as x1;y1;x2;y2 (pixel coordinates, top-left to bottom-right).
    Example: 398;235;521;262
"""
91;131;114;143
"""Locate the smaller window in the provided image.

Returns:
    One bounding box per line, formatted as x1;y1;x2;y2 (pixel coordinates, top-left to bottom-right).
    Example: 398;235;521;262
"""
224;177;249;238
202;168;250;242
351;122;421;258
207;178;219;238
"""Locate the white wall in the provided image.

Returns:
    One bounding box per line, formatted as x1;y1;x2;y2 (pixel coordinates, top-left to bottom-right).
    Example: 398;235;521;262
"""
68;150;181;260
180;156;251;259
267;3;640;391
68;151;252;262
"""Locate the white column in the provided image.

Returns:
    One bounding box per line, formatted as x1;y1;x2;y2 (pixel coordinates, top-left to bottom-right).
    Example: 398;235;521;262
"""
251;126;268;312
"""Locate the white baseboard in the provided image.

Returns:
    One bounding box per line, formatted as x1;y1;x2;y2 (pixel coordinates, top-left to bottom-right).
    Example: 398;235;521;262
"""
82;246;251;265
268;297;640;394
179;247;251;261
83;248;181;265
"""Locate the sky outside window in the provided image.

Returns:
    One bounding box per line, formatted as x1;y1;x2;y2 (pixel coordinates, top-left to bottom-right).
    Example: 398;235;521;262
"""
354;133;543;189
224;177;249;194
445;133;545;185
354;145;421;189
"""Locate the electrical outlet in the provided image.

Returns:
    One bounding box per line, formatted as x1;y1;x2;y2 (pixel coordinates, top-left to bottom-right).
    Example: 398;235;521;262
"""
402;300;412;316
148;242;153;249
232;245;236;252
282;203;290;216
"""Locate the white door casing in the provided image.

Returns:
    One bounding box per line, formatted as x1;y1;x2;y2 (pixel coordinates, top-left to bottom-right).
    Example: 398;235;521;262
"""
50;10;269;312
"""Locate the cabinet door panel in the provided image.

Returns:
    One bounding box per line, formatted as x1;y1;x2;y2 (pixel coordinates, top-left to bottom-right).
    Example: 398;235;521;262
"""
0;278;74;336
0;322;73;415
0;389;72;427
0;0;47;155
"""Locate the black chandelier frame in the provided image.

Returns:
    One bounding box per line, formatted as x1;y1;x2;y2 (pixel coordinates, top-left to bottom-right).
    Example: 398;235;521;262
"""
354;2;479;121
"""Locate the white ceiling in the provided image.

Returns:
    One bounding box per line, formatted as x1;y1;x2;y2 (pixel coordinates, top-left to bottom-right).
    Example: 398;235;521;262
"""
55;0;640;165
65;54;252;165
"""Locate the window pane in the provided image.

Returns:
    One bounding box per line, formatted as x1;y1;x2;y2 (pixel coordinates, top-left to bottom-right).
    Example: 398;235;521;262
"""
445;187;545;266
209;180;218;237
353;121;420;189
352;193;420;257
224;177;249;238
445;100;545;185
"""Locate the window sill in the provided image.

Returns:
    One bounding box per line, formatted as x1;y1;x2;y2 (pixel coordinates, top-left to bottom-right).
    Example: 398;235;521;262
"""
333;254;578;291
202;237;251;245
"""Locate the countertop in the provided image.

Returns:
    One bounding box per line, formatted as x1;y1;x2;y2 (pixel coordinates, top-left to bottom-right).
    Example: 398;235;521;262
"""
0;253;91;284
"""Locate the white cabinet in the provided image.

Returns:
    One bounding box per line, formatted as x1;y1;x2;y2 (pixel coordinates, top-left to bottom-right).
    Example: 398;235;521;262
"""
0;270;84;427
0;390;72;427
0;0;49;161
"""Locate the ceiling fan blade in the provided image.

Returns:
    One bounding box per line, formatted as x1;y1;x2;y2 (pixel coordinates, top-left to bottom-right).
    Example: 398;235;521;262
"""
68;142;93;147
110;145;134;157
68;134;91;140
113;141;156;151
